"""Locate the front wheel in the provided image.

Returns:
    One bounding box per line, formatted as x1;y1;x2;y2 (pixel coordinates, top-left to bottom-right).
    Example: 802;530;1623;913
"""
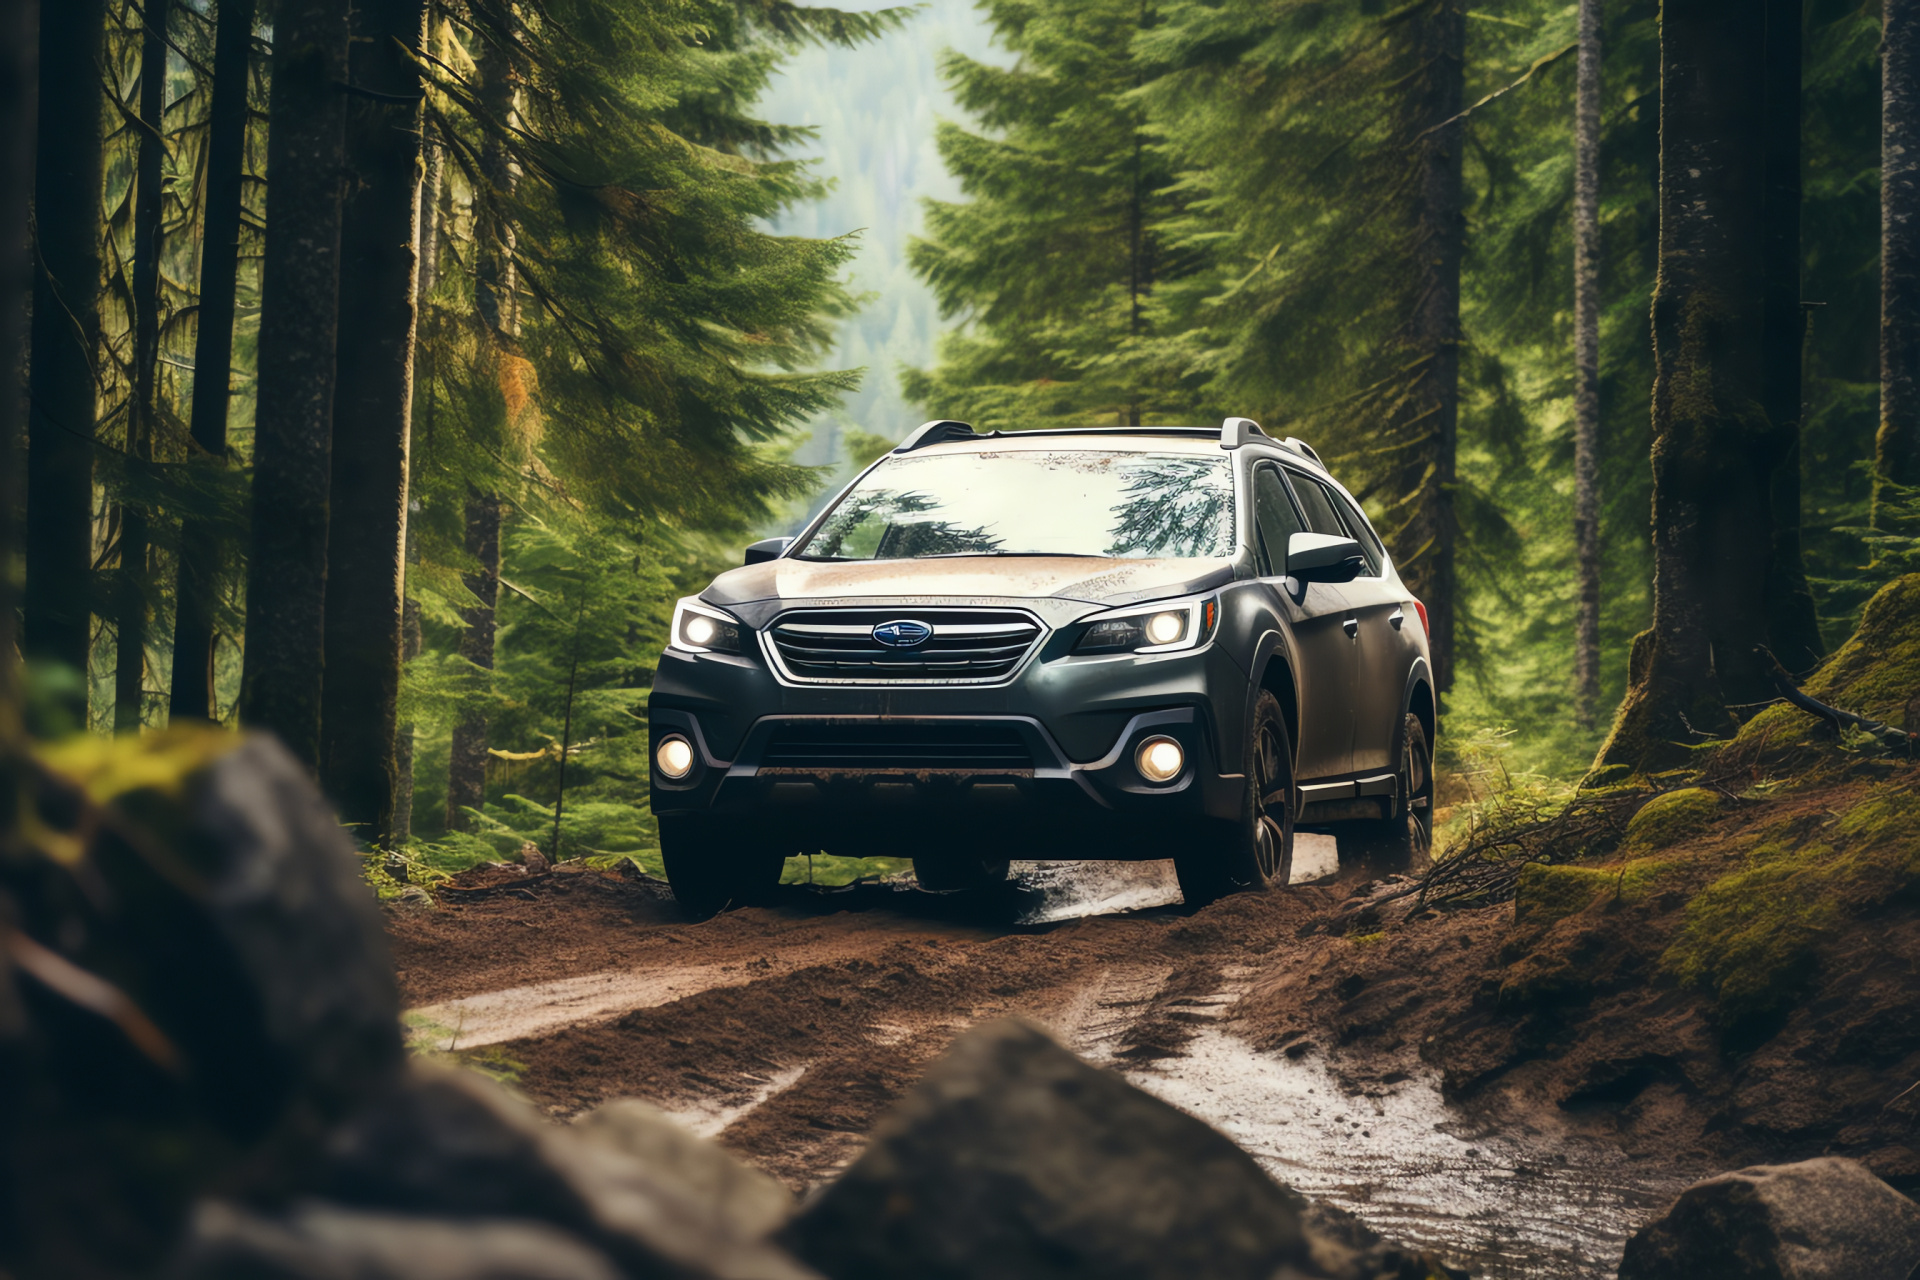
660;816;786;919
1174;690;1295;908
1350;712;1433;868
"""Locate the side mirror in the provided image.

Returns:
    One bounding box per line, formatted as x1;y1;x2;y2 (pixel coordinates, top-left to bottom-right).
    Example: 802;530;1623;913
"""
744;536;794;566
1286;532;1365;584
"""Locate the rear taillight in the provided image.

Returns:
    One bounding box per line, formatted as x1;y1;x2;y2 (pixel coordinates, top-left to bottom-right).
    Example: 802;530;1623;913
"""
1410;599;1429;638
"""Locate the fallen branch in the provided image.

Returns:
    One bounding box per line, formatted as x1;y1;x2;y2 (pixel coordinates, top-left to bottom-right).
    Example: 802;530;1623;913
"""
1757;646;1913;753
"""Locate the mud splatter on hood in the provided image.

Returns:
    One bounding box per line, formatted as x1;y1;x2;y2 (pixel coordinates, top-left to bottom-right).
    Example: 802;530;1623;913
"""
702;555;1240;615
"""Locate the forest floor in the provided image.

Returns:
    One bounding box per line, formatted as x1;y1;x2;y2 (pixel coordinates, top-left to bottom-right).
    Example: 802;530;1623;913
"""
380;782;1920;1280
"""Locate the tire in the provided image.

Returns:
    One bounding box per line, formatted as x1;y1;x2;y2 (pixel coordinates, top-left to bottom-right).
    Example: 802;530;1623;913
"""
659;816;786;919
912;854;1012;893
1350;712;1433;868
1174;690;1295;908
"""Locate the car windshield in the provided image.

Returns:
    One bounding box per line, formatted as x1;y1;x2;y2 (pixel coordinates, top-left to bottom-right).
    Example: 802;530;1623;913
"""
794;449;1237;561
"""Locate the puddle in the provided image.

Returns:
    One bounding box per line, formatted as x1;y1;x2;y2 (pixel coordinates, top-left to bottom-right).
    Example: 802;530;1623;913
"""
1126;1029;1695;1280
1007;834;1342;924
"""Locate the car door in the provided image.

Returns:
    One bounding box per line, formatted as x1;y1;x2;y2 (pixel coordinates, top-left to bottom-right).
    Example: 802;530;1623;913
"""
1251;462;1354;783
1292;472;1407;779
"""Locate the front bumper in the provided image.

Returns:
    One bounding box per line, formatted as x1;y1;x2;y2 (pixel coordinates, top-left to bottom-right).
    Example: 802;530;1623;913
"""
648;637;1251;857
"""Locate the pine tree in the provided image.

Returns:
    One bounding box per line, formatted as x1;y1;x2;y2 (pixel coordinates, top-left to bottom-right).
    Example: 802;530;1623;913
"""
25;0;108;719
238;0;350;767
320;0;427;841
902;0;1211;429
1882;0;1920;519
168;0;258;723
1572;0;1602;726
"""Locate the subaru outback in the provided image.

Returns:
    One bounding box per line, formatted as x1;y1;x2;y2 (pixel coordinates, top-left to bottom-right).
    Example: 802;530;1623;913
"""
648;418;1436;916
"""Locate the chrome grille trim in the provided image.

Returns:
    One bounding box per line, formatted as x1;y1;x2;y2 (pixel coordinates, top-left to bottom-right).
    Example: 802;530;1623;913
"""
762;606;1047;685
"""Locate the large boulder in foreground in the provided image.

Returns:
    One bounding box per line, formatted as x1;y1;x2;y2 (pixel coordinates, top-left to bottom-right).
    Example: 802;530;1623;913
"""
320;1064;818;1280
781;1018;1452;1280
1;729;404;1275
1617;1157;1920;1280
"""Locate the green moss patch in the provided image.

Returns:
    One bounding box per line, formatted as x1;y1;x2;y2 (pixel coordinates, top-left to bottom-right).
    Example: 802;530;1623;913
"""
37;723;242;806
1662;782;1920;1022
1513;860;1672;930
1733;573;1920;754
1622;788;1722;853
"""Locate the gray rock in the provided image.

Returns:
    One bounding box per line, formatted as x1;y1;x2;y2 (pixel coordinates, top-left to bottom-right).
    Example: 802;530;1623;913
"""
1618;1157;1920;1280
575;1097;795;1239
169;1200;625;1280
322;1064;820;1280
780;1018;1312;1280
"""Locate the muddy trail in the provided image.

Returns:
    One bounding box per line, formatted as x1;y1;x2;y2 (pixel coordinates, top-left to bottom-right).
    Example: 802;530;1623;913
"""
387;838;1758;1280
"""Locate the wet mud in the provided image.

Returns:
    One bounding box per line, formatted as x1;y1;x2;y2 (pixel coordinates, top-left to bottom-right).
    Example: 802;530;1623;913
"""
385;851;1750;1279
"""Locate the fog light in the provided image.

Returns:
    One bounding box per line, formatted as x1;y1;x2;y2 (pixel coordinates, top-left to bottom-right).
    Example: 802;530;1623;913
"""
1145;610;1185;645
656;735;695;780
1135;736;1185;783
683;614;718;646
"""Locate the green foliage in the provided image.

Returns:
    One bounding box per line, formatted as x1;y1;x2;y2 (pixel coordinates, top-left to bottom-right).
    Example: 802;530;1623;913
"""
1511;859;1671;930
1621;788;1722;853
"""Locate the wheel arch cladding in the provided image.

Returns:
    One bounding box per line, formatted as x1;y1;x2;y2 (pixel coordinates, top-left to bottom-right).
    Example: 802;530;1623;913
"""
1258;654;1300;758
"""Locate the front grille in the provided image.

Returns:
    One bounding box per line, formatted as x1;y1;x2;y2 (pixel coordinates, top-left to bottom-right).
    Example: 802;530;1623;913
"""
767;608;1042;683
759;721;1034;773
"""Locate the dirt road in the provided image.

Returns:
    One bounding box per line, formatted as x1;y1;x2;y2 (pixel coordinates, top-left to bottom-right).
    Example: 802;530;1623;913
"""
387;847;1697;1280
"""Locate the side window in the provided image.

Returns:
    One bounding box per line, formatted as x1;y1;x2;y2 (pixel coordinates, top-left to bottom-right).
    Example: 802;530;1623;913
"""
1288;471;1382;577
1252;464;1305;576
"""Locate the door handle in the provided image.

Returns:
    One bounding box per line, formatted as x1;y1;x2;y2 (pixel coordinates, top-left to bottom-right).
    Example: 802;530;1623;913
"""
1388;608;1405;631
1342;616;1358;639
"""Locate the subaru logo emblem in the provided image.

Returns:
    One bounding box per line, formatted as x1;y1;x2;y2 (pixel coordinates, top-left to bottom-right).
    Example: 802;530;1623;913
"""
872;619;932;648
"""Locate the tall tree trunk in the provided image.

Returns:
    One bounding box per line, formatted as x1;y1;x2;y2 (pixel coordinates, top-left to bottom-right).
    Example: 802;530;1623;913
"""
1397;0;1466;697
320;0;426;843
1;0;36;729
391;591;422;841
1572;0;1602;728
1881;0;1920;517
169;0;256;723
237;0;350;768
116;0;172;734
1596;0;1775;774
1761;0;1822;674
444;492;501;830
446;15;520;831
25;0;107;723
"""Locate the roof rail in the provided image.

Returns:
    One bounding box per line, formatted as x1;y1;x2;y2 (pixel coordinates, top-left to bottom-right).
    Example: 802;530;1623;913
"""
894;420;980;453
1219;416;1265;450
1281;436;1324;467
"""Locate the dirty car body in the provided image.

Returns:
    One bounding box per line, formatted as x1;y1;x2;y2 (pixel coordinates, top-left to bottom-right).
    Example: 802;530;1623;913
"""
649;419;1436;914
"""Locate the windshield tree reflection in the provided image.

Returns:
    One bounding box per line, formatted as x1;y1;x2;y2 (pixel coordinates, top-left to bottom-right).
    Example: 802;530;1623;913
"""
796;450;1236;561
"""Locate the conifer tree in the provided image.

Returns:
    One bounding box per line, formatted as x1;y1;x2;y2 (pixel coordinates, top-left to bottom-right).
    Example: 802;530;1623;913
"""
238;0;350;767
1882;0;1920;519
25;0;108;717
1573;0;1602;725
903;0;1210;428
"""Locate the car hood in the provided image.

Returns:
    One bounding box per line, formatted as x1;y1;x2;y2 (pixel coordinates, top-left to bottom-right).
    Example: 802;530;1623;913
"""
702;555;1239;624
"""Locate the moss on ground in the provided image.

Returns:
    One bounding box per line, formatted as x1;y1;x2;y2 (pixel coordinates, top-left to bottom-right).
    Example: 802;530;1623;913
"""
1733;573;1920;754
1512;860;1672;931
1662;783;1920;1022
1622;788;1721;853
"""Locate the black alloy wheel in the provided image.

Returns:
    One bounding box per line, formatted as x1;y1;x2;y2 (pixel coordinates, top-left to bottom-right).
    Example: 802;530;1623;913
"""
1175;690;1294;907
1353;712;1433;868
660;816;786;919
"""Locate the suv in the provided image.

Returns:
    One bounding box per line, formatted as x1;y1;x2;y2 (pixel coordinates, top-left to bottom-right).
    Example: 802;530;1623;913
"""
649;418;1436;916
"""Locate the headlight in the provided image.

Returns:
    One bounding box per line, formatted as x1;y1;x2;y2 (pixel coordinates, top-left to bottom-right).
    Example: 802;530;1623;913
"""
1073;596;1219;655
669;597;743;654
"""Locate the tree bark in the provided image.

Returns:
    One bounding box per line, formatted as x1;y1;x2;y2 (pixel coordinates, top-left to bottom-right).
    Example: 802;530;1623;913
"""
391;591;422;841
169;0;257;723
1596;0;1776;774
319;0;426;843
25;0;107;718
0;0;36;728
1397;0;1466;697
237;0;350;769
1881;0;1920;516
445;492;501;831
1572;0;1602;727
1760;0;1822;674
116;0;172;734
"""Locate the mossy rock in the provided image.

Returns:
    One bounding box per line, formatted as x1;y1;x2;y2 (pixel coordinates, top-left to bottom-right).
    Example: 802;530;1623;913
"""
1513;860;1672;930
1662;781;1920;1023
1734;573;1920;752
1622;788;1723;853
